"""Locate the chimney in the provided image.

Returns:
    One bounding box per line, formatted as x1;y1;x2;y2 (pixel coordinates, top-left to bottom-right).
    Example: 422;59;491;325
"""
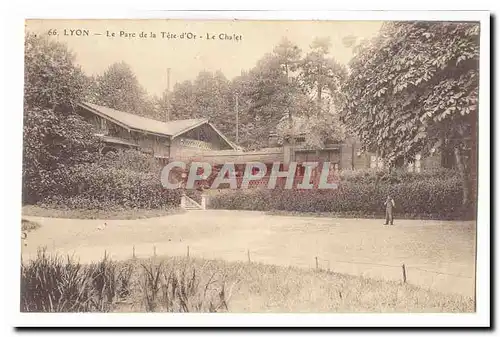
165;68;171;122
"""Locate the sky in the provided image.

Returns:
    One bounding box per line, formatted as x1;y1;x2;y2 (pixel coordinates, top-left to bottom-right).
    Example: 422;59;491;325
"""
26;19;383;96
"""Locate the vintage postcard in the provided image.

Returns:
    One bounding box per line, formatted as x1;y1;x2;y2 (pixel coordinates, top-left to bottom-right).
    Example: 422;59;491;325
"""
15;11;490;327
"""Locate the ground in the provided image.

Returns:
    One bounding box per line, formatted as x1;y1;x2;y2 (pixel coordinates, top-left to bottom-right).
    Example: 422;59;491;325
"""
21;210;476;298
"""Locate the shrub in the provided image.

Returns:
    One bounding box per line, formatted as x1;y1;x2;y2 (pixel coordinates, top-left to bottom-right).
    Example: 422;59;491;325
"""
38;153;182;210
185;189;203;205
338;168;459;184
98;149;161;174
209;176;467;219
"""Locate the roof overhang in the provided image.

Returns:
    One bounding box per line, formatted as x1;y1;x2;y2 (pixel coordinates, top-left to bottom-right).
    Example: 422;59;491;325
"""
78;102;172;139
172;120;238;150
79;102;236;149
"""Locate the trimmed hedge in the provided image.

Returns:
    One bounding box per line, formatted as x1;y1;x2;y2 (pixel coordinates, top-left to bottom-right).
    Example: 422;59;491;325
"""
37;151;182;210
209;176;472;220
338;168;459;184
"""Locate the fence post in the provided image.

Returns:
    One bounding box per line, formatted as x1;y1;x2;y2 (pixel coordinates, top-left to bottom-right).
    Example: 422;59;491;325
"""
247;249;251;263
315;256;319;270
402;263;407;283
153;245;156;257
132;245;136;259
187;245;190;258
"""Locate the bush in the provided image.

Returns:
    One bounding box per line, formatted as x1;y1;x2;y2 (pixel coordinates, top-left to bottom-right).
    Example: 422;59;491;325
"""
40;162;182;210
209;176;468;219
31;149;181;210
185;189;203;205
98;149;161;173
34;150;180;210
338;168;459;184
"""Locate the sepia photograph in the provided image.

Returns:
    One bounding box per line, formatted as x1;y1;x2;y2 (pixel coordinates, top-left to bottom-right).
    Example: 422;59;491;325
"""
13;10;490;327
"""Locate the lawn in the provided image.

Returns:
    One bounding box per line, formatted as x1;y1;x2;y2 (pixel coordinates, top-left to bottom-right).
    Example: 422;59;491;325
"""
21;210;476;298
22;205;184;220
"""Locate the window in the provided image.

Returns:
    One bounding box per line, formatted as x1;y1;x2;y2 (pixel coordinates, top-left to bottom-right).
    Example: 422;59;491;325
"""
441;149;456;168
99;117;108;134
295;136;306;144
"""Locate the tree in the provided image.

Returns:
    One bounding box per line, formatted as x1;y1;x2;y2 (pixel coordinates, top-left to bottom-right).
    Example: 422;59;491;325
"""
168;80;198;120
23;34;101;203
24;34;87;111
230;54;293;149
300;37;347;105
93;62;158;118
192;70;233;135
229;39;306;149
284;37;348;148
168;71;235;139
338;22;479;206
229;37;348;150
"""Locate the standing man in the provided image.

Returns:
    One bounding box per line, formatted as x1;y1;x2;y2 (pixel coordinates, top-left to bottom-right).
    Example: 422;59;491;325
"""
384;195;396;226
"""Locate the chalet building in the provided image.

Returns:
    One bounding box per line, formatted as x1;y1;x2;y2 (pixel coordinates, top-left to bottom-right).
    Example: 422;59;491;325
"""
76;102;237;165
76;102;451;189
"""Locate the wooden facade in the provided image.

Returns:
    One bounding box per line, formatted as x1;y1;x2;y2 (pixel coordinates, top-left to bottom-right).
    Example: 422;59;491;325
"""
76;102;449;192
283;135;444;173
76;102;236;165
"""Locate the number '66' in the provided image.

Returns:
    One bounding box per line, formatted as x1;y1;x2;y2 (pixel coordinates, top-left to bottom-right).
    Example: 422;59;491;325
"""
48;29;57;36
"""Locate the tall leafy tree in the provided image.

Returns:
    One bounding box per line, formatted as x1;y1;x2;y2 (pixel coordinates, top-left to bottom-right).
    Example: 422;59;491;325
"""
291;37;348;148
23;34;101;203
338;22;479;206
166;71;235;140
93;61;158;119
231;39;307;149
168;80;198;120
24;34;87;110
300;37;347;105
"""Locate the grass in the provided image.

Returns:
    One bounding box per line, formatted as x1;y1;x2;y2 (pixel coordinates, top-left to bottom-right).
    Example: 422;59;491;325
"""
21;249;230;313
22;205;185;220
21;250;474;313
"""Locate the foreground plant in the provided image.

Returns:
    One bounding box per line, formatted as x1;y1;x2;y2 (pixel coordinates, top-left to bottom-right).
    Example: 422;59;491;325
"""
140;259;232;312
20;249;126;312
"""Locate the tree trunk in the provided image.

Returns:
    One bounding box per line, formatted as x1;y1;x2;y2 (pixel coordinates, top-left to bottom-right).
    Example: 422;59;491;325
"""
317;81;322;104
454;146;471;207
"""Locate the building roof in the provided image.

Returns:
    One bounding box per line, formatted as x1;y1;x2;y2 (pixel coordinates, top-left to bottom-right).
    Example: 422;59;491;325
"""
99;135;140;148
79;102;208;138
